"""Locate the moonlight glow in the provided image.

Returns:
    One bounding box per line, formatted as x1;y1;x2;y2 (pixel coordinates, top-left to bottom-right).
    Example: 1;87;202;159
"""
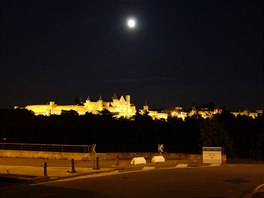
127;18;136;28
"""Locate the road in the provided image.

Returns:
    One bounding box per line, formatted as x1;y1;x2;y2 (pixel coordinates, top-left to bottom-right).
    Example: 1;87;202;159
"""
1;164;264;198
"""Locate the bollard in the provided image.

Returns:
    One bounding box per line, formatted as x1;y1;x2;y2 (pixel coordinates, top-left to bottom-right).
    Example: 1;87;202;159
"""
92;155;95;169
43;162;47;176
71;159;76;173
116;155;119;166
93;157;100;170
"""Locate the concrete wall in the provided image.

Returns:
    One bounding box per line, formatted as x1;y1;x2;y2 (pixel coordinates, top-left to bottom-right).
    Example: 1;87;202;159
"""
0;150;226;162
0;150;202;161
0;150;91;160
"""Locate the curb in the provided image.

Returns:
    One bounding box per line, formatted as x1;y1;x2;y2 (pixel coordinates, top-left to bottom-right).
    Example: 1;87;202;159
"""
252;183;264;194
0;167;128;184
0;162;214;184
48;168;124;182
242;183;264;198
0;173;50;184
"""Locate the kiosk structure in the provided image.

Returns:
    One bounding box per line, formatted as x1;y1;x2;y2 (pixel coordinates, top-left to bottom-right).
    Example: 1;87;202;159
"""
202;147;222;164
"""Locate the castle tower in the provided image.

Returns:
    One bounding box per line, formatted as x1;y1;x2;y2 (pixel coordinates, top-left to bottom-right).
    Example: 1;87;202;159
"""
112;93;118;108
125;95;131;112
84;97;90;109
125;95;130;103
49;101;56;106
143;100;149;111
97;96;103;111
112;94;118;102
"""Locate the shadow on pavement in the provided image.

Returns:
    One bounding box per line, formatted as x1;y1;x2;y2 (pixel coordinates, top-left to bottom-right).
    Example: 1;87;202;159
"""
0;184;99;198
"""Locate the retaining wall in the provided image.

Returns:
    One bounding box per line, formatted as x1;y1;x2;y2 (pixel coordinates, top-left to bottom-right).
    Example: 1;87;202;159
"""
0;150;90;160
0;150;226;162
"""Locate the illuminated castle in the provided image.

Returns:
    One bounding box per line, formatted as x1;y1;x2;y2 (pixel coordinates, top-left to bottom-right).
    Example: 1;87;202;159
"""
140;102;168;120
23;94;136;118
16;94;263;120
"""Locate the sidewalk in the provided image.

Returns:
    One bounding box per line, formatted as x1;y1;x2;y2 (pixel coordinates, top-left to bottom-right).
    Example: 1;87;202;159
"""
0;157;204;184
1;157;263;197
0;158;132;183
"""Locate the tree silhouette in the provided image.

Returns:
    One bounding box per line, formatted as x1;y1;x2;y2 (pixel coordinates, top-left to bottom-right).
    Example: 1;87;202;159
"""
199;119;233;154
0;108;263;159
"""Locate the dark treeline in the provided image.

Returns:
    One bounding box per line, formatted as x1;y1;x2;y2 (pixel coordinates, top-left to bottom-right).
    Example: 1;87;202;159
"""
0;109;263;160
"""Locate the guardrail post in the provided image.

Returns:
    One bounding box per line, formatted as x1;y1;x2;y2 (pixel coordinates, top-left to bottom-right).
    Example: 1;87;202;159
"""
96;157;100;169
71;159;76;173
43;162;47;176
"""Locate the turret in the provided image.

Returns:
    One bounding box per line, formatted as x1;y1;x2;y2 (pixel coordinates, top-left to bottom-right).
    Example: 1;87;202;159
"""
112;93;118;101
97;96;103;111
143;100;149;111
84;97;90;108
112;93;118;107
125;95;130;103
49;101;56;106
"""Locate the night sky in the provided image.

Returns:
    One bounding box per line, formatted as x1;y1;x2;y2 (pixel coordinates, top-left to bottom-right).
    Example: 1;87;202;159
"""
1;0;263;110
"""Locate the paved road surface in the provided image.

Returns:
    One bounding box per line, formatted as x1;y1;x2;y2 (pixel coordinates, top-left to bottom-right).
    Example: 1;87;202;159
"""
1;164;263;198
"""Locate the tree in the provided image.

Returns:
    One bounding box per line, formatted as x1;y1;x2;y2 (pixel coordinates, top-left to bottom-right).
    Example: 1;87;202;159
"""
61;110;79;116
199;118;233;156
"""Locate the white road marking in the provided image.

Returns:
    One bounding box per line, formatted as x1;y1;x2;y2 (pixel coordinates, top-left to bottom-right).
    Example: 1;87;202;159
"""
142;166;155;171
175;164;188;168
31;170;120;186
31;163;220;186
209;163;221;167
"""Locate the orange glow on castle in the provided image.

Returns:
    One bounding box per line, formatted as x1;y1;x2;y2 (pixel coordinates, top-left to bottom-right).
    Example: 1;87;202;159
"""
15;94;263;120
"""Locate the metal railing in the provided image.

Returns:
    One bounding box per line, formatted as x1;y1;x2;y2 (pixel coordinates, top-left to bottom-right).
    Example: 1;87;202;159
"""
0;143;90;153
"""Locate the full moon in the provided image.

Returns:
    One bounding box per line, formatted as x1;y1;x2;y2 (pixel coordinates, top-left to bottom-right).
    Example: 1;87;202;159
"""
127;18;136;28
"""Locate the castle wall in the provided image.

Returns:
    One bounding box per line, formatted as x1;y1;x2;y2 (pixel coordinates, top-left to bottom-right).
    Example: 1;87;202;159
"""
24;95;137;118
20;95;262;120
